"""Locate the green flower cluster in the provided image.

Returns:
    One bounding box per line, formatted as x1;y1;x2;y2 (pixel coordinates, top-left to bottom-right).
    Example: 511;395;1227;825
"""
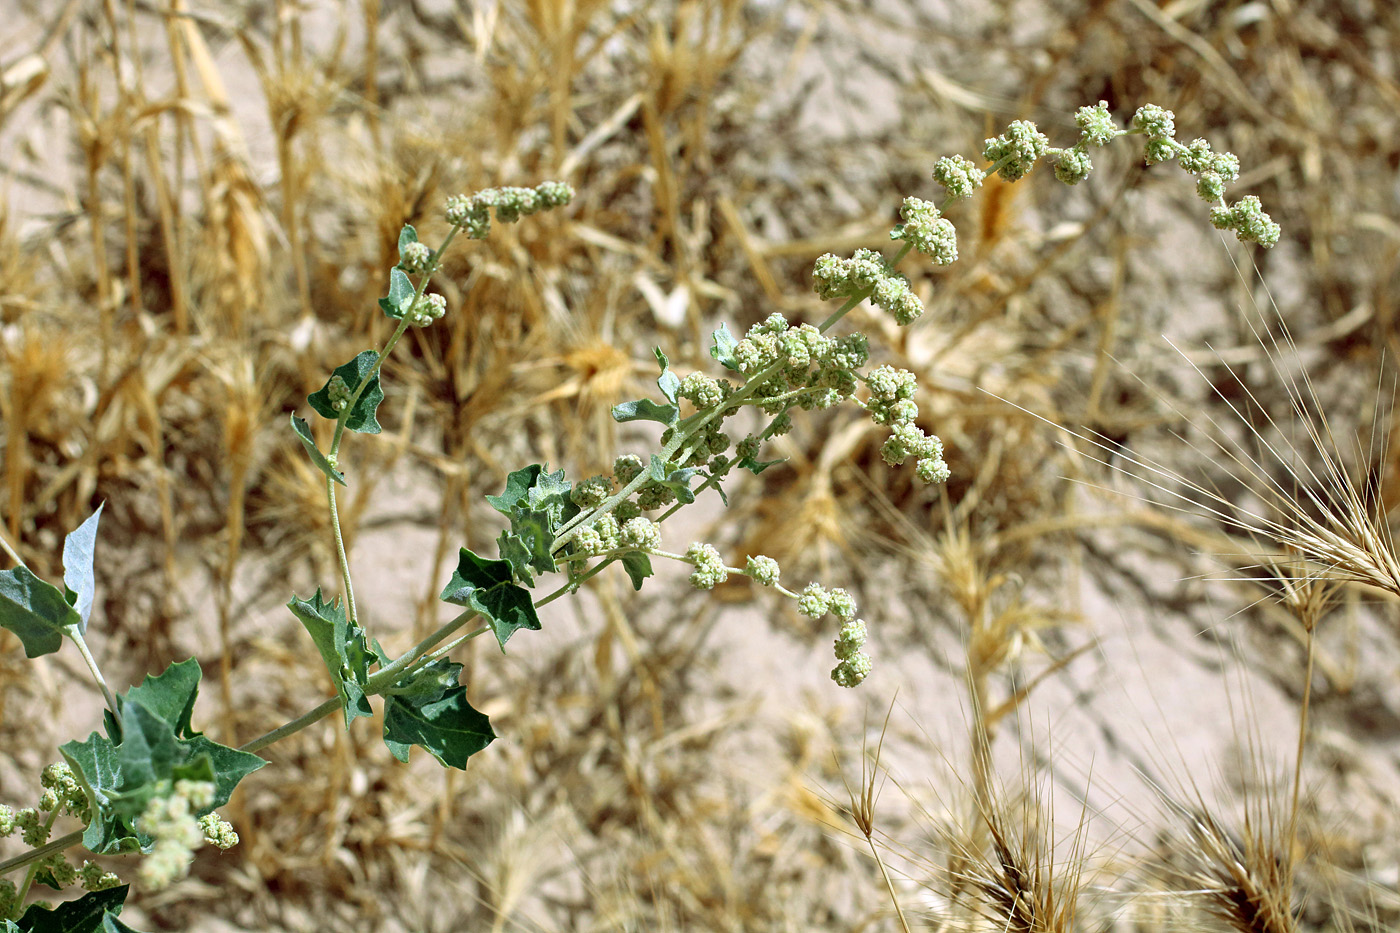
932;155;985;201
890;197;959;266
0;764;123;908
812;250;923;325
399;240;434;273
686;542;728;590
832;619;871;688
983;120;1051;182
445;180;575;239
133;779;218;890
744;554;780;587
405;292;448;328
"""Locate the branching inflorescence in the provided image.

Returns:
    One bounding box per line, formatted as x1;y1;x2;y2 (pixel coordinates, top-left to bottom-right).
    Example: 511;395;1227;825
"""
0;102;1279;927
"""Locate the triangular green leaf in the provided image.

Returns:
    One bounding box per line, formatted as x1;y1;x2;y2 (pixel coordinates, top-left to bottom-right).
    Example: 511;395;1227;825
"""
654;347;680;404
62;502;104;632
525;467;573;518
290;414;347;486
738;456;786;475
15;885;135;933
179;735;265;810
619;551;653;591
382;664;494;769
709;322;741;372
611;398;679;426
485;464;544;516
0;565;80;658
59;731;138;854
114;702;181;808
381;268;416;320
287;589;374;727
440;548;542;650
307;351;385;435
121;658;201;739
396;224;419;264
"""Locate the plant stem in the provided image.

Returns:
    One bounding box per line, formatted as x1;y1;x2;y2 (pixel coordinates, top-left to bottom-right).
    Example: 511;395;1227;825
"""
318;226;461;626
68;630;118;714
325;475;358;625
0;831;82;878
1284;626;1316;897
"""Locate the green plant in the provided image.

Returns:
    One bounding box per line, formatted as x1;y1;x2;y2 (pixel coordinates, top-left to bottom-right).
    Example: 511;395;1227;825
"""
0;102;1277;929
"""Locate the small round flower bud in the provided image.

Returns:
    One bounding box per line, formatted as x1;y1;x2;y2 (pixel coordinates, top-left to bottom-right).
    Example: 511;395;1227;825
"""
984;120;1050;181
40;854;79;887
637;480;676;510
798;583;831;619
831;651;873;688
574;526;603;555
534;180;575;208
932;154;985;200
1075;101;1117;147
1143;138;1178;165
1177;138;1214;174
613;454;645;485
78;861;121;891
1132;104;1176;139
326;374;353;411
827;589;857;622
615;499;642;521
446;194;491;238
400;240;433;273
0;805;15;836
570;474;614;509
17;808;45;846
678;372;724;409
745;554;780;586
916;456;951;484
834;618;867;659
1053;147;1093;186
199;812;240;850
491;186;540;223
890;196;958;266
686;542;728;590
620;517;661;551
1194;172;1225;202
407;292;447;327
1210;152;1241;182
872;274;923;326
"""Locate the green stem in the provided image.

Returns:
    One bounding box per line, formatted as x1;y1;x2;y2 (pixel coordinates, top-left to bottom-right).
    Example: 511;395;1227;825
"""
67;630;118;715
0;831;81;879
325;475;358;625
319;226;461;626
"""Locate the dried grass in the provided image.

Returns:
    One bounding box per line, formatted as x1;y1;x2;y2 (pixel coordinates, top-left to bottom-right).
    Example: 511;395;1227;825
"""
1;0;1399;930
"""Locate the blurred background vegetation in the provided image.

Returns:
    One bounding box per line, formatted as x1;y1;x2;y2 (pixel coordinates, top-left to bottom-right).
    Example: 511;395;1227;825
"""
1;0;1398;929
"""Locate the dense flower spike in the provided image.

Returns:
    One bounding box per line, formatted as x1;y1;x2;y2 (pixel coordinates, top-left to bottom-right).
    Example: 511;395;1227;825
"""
1210;195;1283;247
445;180;574;239
134;780;217;890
